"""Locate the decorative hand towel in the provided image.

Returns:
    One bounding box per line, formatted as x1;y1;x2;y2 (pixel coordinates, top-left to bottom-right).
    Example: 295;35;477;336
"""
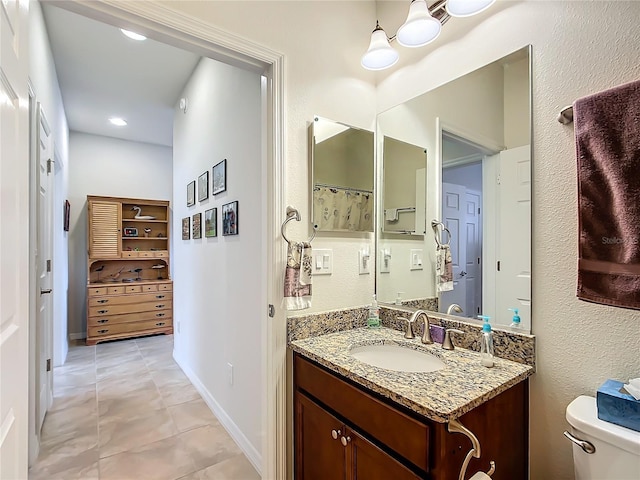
575;79;640;309
283;241;312;310
436;245;454;292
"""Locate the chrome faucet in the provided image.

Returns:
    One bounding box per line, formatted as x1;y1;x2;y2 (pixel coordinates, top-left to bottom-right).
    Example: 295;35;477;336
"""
410;310;433;344
446;304;463;315
442;328;464;350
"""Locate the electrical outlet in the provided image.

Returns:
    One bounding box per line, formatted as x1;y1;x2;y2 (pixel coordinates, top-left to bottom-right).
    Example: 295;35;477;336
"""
410;249;424;270
358;249;370;275
226;363;233;386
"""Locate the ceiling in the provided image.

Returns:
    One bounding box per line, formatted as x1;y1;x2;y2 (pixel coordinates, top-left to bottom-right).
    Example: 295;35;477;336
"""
41;4;202;147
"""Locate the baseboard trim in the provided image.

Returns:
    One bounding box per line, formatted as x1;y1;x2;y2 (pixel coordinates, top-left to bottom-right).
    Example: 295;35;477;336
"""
69;332;86;340
173;351;262;475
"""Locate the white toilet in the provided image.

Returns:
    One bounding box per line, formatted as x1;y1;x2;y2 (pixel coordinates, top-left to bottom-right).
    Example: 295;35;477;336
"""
565;395;640;479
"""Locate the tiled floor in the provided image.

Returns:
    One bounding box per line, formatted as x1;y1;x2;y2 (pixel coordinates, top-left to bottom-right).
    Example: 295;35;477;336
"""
29;334;260;480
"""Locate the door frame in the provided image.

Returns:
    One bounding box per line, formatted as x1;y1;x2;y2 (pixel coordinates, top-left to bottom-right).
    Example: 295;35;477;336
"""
52;2;286;477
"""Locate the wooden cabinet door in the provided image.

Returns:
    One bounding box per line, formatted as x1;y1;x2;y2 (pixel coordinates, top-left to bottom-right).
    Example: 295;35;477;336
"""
295;392;346;480
347;428;422;480
89;200;121;258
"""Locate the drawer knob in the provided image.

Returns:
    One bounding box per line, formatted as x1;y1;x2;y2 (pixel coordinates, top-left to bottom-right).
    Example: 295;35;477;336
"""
156;295;165;299
97;319;109;324
156;322;166;327
156;313;165;317
331;429;341;440
97;310;108;314
155;304;165;308
97;299;108;304
340;436;351;447
97;329;109;334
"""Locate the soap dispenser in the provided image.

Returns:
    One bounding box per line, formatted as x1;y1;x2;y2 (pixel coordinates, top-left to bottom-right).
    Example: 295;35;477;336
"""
508;308;521;328
477;315;494;368
395;292;404;305
368;294;380;328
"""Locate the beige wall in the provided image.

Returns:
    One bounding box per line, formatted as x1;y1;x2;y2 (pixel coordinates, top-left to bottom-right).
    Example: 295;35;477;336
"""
376;1;640;478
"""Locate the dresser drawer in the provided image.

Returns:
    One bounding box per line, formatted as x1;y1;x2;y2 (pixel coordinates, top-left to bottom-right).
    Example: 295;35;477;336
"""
89;300;172;317
142;284;158;292
158;283;172;292
294;354;430;472
107;286;126;294
88;287;108;296
88;318;173;337
125;285;142;293
88;309;172;327
122;251;139;258
88;292;172;307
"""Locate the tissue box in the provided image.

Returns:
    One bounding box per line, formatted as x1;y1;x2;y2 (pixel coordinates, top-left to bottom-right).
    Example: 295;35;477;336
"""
596;379;640;432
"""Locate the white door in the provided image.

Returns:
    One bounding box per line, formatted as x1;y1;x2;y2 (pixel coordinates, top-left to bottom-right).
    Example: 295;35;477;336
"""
465;190;482;316
496;145;531;328
36;106;54;434
0;0;30;478
440;182;467;313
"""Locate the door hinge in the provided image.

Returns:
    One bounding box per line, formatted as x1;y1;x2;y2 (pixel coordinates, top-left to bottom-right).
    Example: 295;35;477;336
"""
478;207;480;215
46;259;52;272
268;304;275;318
47;159;53;174
496;174;501;185
477;257;480;265
46;359;51;372
497;261;501;271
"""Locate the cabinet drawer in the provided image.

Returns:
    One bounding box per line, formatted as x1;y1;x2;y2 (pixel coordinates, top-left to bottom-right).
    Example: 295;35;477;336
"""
294;354;429;472
142;284;158;292
153;250;168;258
89;318;172;337
158;283;172;291
89;300;172;317
88;309;172;326
122;251;139;258
89;292;172;307
88;287;107;296
125;285;142;293
107;286;125;294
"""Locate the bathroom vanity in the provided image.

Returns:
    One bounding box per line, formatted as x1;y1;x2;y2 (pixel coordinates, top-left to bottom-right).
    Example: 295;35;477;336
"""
291;328;532;480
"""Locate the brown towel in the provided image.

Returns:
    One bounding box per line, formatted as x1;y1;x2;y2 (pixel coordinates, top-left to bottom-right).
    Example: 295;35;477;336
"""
575;79;640;309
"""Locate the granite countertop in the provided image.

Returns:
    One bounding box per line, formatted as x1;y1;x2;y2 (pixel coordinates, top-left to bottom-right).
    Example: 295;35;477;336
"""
290;326;533;423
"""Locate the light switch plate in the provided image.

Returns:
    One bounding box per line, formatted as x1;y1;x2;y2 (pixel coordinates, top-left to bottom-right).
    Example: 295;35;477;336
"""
380;248;391;273
410;249;424;270
313;249;332;275
359;249;370;275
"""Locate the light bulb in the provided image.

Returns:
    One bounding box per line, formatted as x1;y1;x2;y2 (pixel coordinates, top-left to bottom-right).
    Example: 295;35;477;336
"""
446;0;496;18
361;22;399;71
397;0;441;48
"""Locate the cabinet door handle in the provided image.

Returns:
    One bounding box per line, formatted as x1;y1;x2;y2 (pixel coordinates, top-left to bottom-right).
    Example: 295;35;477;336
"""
331;429;341;440
97;299;108;304
340;436;351;447
155;322;166;327
97;329;109;334
97;309;108;314
155;304;165;308
156;313;165;318
156;295;165;299
97;319;109;324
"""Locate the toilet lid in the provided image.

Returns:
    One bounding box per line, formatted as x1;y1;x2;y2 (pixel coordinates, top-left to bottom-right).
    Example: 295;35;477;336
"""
566;395;640;456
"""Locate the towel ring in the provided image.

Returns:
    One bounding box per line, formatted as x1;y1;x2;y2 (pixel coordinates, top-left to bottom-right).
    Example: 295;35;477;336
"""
281;206;316;245
431;220;451;248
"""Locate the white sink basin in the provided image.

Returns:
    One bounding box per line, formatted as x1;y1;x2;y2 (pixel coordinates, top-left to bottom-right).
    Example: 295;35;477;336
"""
349;343;445;373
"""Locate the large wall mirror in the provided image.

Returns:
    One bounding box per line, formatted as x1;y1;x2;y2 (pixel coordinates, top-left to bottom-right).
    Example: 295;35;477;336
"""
310;116;374;232
376;46;532;332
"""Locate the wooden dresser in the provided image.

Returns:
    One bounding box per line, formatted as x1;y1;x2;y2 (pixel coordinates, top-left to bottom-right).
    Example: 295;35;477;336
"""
86;195;173;345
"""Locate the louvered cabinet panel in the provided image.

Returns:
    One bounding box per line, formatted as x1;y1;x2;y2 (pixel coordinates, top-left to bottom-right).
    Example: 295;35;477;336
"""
89;201;121;258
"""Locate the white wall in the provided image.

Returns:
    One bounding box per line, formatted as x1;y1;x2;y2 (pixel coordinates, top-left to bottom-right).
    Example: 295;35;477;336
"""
164;1;378;314
29;0;70;366
171;57;263;467
67;132;172;338
376;1;640;478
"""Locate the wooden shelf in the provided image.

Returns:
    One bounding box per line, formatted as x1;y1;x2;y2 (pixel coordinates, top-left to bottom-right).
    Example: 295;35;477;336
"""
122;237;168;240
122;219;168;223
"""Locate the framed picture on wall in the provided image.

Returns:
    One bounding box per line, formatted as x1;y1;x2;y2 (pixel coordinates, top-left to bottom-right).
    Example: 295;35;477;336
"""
212;159;227;195
222;201;238;236
205;208;217;238
198;171;209;202
192;212;202;239
187;181;196;207
182;217;190;240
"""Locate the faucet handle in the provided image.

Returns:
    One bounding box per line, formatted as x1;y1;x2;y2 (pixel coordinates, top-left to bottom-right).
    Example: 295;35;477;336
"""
442;328;464;350
396;316;415;339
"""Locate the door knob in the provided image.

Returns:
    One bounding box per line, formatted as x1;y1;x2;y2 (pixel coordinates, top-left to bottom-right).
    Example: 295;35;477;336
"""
459;271;467;277
40;289;52;295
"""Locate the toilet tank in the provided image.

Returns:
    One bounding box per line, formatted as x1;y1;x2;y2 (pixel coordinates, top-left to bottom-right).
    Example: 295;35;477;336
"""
565;395;640;480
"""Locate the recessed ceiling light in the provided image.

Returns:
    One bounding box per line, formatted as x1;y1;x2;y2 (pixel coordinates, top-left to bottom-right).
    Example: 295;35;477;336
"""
120;29;146;41
109;117;127;127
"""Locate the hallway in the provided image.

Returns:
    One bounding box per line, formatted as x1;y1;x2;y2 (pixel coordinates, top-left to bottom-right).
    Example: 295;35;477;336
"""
28;334;260;480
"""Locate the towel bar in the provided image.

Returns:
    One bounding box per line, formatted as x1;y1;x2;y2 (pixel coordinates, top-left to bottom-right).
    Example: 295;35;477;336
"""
558;105;574;124
281;206;316;245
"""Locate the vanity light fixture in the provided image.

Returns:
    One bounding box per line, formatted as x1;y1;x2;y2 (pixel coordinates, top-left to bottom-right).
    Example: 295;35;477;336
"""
109;117;127;127
361;0;494;71
120;29;147;41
